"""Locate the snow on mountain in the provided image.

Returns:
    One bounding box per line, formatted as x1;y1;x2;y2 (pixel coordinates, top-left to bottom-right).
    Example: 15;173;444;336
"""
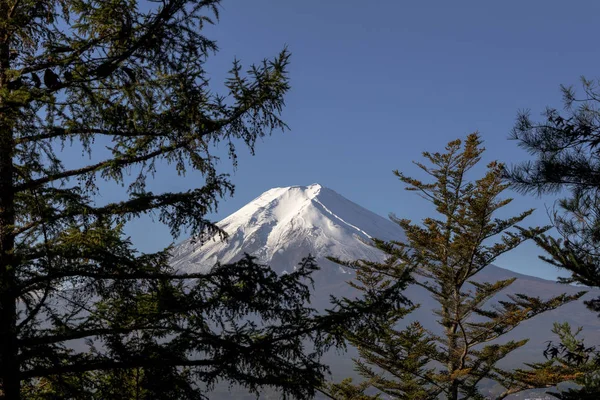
170;183;600;399
170;184;405;280
170;182;600;343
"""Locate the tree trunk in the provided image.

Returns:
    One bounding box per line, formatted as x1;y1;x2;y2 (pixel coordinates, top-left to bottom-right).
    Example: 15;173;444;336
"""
0;123;18;399
0;28;19;400
447;285;461;400
448;323;459;400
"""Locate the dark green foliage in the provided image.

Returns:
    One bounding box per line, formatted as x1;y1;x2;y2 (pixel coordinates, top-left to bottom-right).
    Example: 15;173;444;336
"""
0;0;343;398
508;78;600;198
324;134;583;400
323;259;435;400
508;78;600;311
21;254;343;399
507;77;600;398
521;323;600;400
322;378;379;400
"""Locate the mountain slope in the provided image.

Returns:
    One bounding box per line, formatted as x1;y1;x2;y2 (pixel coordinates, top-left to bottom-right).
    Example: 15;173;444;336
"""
170;184;600;398
171;183;405;282
171;183;599;332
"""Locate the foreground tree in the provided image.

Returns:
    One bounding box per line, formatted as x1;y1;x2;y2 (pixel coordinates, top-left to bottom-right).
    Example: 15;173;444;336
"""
507;77;600;398
0;1;347;398
536;322;600;400
324;134;584;399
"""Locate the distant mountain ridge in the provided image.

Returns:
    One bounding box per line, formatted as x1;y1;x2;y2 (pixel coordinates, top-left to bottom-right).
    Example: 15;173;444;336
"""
169;184;600;399
170;183;406;282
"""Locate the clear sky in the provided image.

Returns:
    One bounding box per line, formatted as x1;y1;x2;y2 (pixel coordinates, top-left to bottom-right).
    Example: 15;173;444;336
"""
122;0;600;281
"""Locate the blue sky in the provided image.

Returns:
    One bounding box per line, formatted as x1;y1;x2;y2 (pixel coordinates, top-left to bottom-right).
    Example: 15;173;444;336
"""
123;0;600;281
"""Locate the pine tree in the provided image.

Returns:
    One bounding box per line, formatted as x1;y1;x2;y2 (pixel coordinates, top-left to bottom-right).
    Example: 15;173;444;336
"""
507;77;600;398
534;322;600;400
0;1;346;398
508;77;600;311
325;133;584;399
320;255;423;400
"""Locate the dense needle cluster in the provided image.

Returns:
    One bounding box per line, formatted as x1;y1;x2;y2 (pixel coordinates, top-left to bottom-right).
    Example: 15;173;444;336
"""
507;78;600;399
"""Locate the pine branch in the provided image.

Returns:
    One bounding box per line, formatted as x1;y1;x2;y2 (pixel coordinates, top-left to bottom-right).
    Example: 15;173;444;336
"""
15;109;251;193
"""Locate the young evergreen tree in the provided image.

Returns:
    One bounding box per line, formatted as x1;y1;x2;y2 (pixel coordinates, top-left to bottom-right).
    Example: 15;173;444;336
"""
324;133;584;400
507;77;600;398
0;1;347;398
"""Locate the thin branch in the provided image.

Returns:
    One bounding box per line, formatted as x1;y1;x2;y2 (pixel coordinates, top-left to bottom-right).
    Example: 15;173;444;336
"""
16;127;157;145
22;357;216;379
16;107;251;193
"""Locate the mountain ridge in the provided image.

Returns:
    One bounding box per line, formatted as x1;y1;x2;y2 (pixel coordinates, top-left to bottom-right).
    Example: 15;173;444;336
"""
172;183;570;286
170;183;599;333
169;183;600;399
170;183;406;280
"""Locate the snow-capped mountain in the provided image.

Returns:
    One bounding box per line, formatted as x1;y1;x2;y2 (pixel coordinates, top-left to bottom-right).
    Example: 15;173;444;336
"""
170;183;405;281
170;182;600;344
171;183;600;399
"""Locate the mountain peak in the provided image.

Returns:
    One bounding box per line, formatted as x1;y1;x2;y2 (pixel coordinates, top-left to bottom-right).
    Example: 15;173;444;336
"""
247;183;324;211
170;184;405;277
251;183;326;204
168;185;600;390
